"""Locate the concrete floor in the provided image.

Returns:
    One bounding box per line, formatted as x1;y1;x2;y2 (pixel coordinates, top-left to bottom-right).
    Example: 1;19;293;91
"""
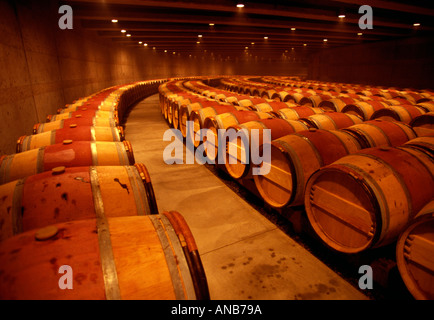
124;94;369;300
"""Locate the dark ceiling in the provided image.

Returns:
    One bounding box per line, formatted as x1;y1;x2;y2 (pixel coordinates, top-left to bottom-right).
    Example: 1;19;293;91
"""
65;0;434;60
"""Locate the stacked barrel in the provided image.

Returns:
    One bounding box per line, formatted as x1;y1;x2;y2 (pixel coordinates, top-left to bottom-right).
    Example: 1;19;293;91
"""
0;79;210;300
159;75;434;299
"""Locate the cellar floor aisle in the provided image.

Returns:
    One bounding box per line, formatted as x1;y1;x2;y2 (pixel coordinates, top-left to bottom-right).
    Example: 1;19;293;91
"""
124;94;368;300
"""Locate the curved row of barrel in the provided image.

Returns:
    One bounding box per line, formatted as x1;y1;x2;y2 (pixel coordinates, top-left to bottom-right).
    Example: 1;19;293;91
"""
160;77;432;212
181;78;434;144
158;76;434;300
223;77;434;113
226;76;434;104
0;79;210;300
179;76;434;128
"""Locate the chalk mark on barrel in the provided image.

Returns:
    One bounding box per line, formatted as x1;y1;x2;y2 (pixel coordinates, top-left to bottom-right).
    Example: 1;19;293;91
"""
114;178;130;194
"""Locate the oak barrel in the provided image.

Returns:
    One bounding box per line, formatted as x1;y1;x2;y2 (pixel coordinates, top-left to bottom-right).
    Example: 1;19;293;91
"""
370;105;426;124
225;119;309;179
317;97;358;112
396;200;434;300
171;96;209;129
277;106;324;120
0;213;209;300
202;110;274;161
410;112;434;137
179;101;230;138
253;129;362;208
59;100;117;114
300;112;363;130
0;140;135;184
17;126;125;152
34;117;118;134
304;146;434;253
342;101;389;121
342;119;417;149
189;105;249;147
0;164;158;240
253;101;298;113
47;109;118;123
401;136;434;157
416;102;434;112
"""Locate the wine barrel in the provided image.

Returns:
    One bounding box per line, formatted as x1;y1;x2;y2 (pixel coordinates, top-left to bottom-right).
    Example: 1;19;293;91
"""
384;98;413;106
58;100;117;114
0;164;158;240
400;92;432;104
258;89;279;101
410;111;434;129
237;97;269;109
17;126;125;153
0;213;209;300
277;106;324;120
0;140;135;184
396;200;434;300
47;109;118;123
401;136;434;157
225;119;309;179
203;110;274;161
279;91;297;103
253;129;362;208
291;92;314;105
252;101;298;113
317;97;357;112
34;117;118;134
370;105;426;124
342;120;417;149
179;101;230;138
62;91;119;110
299;94;331;108
342;101;389;121
409;112;434;137
166;94;203;126
189;105;249;147
300;112;363;130
304;146;434;253
171;96;208;129
162;93;180;119
416;102;434;112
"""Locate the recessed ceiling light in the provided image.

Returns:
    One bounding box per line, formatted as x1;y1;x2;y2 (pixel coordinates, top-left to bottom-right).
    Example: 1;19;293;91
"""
126;34;131;37
251;42;255;45
138;41;142;44
323;39;328;42
303;44;307;46
121;29;126;33
209;23;215;26
291;28;296;31
413;23;421;27
197;41;201;44
198;35;203;38
144;43;148;46
164;50;167;53
338;14;345;18
111;19;118;23
264;36;268;40
357;33;363;36
237;4;244;8
245;47;248;49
